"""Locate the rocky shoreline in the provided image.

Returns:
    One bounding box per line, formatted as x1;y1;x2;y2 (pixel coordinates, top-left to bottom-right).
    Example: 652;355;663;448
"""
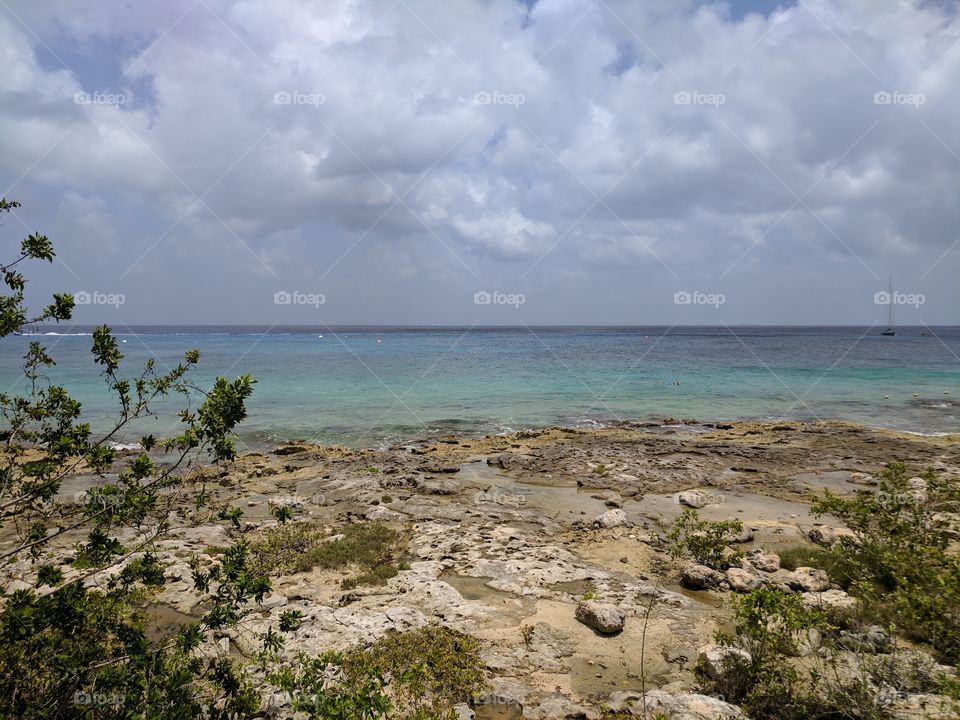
18;420;960;718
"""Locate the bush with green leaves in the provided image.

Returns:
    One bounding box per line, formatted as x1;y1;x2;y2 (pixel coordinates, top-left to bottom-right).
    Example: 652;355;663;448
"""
0;199;281;718
694;462;960;720
268;624;485;720
667;507;744;570
250;521;407;589
811;462;960;665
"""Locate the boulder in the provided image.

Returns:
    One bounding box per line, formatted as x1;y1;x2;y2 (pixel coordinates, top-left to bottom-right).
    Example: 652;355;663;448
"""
837;624;890;653
575;601;626;634
453;704;475;720
729;527;755;544
524;693;597;719
676;490;710;508
604;493;624;508
808;526;855;547
635;690;748;719
365;505;403;521
802;588;856;611
698;645;752;683
681;563;724;590
593;509;628;528
749;552;781;573
785;566;830;592
726;567;764;593
888;693;960;719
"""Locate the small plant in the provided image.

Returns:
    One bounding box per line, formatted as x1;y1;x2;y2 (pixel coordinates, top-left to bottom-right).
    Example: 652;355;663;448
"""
279;609;304;632
520;624;534;645
381;494;393;503
667;508;744;570
250;521;408;589
272;504;294;524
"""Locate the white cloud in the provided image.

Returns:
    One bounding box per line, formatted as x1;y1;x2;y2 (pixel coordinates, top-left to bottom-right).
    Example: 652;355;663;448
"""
0;0;958;323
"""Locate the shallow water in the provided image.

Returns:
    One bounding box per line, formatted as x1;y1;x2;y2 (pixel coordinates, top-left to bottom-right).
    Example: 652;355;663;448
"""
3;325;957;447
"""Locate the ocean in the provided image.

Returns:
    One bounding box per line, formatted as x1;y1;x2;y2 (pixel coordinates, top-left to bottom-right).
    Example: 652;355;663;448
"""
2;326;957;449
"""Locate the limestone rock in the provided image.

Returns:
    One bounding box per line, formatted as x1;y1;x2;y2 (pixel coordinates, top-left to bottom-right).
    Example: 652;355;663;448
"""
524;693;597;719
808;526;855;547
726;567;763;593
593;509;628;528
681;563;724;590
698;645;752;683
526;622;574;658
453;704;475;720
635;689;748;719
837;624;890;653
748;552;780;572
802;588;856;611
888;693;960;719
604;493;624;508
575;601;626;634
676;490;710;509
421;478;459;495
365;505;402;521
729;527;755;544
785;566;830;592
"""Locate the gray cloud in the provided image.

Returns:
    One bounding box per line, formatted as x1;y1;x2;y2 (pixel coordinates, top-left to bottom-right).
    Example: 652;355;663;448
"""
1;0;958;325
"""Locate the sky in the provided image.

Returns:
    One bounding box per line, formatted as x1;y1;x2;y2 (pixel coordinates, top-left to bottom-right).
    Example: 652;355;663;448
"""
0;0;958;326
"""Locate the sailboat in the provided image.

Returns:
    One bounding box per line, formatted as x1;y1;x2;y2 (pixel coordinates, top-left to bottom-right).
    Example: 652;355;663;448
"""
881;278;896;336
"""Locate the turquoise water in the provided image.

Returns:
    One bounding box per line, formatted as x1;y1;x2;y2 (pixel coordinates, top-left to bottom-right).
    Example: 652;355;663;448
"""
1;326;957;448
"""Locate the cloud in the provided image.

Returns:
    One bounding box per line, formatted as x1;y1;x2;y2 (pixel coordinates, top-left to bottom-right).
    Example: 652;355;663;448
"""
0;0;958;323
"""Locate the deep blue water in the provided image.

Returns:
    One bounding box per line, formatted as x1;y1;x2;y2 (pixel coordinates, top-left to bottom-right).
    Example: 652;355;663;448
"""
2;326;958;448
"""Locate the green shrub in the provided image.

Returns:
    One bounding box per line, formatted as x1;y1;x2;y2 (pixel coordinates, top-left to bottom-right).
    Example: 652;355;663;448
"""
812;462;960;665
776;545;852;588
0;199;280;717
250;521;408;589
667;508;744;570
270;624;486;720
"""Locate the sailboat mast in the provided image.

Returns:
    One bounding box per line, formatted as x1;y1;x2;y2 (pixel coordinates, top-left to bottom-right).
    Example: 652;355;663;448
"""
888;277;894;329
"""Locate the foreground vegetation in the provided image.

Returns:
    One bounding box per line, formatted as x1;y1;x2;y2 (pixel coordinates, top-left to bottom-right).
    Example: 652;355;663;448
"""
678;463;960;719
250;520;409;589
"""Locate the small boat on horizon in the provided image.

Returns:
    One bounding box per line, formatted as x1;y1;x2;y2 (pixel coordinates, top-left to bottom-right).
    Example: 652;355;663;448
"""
881;277;896;336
